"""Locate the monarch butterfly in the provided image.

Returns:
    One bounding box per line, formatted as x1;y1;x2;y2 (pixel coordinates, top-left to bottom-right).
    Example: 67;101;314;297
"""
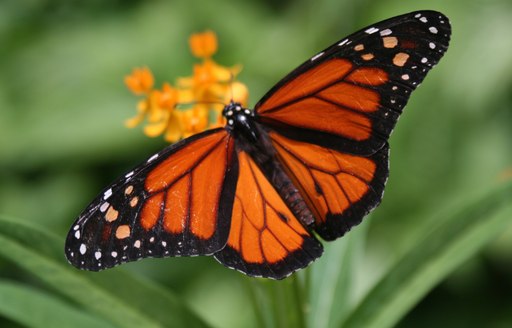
66;11;451;279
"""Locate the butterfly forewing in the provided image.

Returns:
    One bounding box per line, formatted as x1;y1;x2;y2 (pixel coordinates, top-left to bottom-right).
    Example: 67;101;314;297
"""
66;129;238;271
256;10;451;155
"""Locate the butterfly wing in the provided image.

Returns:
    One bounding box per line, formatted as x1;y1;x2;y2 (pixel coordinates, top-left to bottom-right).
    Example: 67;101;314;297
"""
255;11;450;239
214;150;323;279
65;129;238;271
256;10;451;155
269;132;388;240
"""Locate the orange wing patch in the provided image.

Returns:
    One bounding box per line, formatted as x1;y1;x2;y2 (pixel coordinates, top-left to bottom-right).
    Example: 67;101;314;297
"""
214;151;322;279
257;59;389;143
258;59;353;112
142;132;230;239
270;132;387;240
259;97;372;141
65;129;238;271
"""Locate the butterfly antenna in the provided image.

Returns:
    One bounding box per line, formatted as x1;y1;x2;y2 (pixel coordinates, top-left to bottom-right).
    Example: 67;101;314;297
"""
229;71;235;103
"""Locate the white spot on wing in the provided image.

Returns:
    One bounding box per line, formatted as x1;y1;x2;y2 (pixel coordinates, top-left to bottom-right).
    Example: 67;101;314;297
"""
74;230;80;239
429;26;438;34
365;27;379;34
421;57;428;63
401;74;410;80
103;188;112;200
415;13;422;18
95;251;102;260
380;29;392;36
111;251;118;258
419;17;428;23
125;171;134;178
311;52;324;61
100;202;109;212
79;244;87;255
134;240;141;248
338;39;349;46
162;241;167;247
147;154;158;163
429;42;436;49
73;225;79;231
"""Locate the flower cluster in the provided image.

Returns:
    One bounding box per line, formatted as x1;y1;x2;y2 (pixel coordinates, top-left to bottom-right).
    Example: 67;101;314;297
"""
124;30;249;142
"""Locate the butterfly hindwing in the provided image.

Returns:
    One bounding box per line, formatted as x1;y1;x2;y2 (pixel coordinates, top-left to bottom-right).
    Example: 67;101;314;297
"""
65;129;238;271
214;150;323;279
269;132;388;240
256;10;451;155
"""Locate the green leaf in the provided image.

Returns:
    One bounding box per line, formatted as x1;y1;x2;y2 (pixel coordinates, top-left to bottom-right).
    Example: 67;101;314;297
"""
0;215;211;328
0;280;115;328
308;220;368;328
340;181;512;328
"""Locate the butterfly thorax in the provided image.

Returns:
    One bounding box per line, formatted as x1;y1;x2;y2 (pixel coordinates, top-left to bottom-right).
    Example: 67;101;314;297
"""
223;101;259;143
222;101;317;228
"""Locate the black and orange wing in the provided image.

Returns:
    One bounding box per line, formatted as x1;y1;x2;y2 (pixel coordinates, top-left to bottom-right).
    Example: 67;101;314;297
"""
65;129;238;271
256;11;451;155
254;11;450;240
269;132;388;240
214;150;323;279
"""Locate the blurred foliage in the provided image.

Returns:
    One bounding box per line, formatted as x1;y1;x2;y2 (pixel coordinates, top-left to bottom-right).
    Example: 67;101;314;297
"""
1;0;512;327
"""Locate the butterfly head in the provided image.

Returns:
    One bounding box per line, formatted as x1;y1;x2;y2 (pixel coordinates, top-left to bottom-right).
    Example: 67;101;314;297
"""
223;101;258;142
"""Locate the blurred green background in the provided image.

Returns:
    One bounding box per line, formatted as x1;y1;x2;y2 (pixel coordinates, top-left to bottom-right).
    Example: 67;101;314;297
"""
1;0;512;327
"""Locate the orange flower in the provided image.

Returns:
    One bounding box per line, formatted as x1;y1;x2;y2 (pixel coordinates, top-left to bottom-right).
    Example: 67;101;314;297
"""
177;106;209;138
158;83;178;110
189;30;218;59
125;30;249;143
126;86;183;142
124;67;154;95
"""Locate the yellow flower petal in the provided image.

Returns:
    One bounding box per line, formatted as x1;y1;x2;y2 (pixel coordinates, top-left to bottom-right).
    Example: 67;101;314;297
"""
177;76;194;89
177;89;194;104
198;60;237;83
144;120;168;137
146;91;167;123
125;99;149;128
177;107;209;137
158;83;178;110
230;81;249;106
164;112;183;142
125;114;144;128
125;67;154;95
189;30;218;58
